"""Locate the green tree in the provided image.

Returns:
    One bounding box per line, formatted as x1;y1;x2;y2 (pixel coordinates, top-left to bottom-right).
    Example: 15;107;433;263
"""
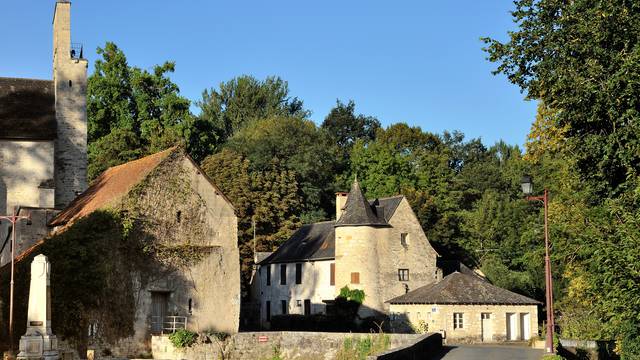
87;42;192;179
196;75;309;147
321;99;380;149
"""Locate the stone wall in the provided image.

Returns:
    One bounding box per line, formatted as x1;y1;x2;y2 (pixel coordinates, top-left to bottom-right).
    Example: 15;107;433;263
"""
152;332;424;360
389;303;539;343
53;1;88;209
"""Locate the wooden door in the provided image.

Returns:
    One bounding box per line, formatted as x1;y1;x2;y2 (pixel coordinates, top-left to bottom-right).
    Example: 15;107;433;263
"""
481;313;492;342
151;292;168;334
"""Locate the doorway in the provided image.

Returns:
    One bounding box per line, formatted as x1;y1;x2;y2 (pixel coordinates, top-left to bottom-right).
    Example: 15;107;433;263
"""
304;299;311;316
520;313;531;340
481;313;492;342
506;312;518;341
151;292;169;334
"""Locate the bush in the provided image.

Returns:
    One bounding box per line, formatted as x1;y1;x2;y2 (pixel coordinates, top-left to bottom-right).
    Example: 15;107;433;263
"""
169;329;198;348
335;332;390;360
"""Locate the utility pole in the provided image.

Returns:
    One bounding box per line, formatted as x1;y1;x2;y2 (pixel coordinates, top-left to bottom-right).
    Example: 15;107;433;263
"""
0;209;31;355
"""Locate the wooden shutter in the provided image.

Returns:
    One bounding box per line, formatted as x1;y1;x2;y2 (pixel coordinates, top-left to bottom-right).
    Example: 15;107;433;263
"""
330;263;335;285
351;272;360;284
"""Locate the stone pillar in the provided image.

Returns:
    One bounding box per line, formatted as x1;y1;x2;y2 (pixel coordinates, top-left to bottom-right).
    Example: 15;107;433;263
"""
17;255;58;360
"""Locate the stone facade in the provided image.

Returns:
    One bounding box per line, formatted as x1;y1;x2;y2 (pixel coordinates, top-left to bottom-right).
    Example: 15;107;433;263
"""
52;1;88;209
389;303;539;343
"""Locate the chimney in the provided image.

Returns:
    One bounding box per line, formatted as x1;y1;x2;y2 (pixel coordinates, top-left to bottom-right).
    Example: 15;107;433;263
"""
53;1;71;64
335;192;348;221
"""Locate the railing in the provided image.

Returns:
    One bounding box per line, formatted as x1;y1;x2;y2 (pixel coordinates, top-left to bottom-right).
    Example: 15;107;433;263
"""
70;43;83;59
151;316;188;334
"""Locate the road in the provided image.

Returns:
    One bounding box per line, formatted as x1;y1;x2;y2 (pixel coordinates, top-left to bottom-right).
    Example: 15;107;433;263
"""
432;344;544;360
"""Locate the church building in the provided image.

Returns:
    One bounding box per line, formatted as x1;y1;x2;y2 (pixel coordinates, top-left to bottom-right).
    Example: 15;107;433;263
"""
0;0;88;266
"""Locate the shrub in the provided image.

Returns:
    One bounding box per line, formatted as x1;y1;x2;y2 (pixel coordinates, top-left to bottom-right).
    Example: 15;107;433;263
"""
335;332;390;360
169;329;198;348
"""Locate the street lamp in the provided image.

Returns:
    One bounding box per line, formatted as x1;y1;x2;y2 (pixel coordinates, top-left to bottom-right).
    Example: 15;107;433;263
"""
520;175;555;354
0;209;31;355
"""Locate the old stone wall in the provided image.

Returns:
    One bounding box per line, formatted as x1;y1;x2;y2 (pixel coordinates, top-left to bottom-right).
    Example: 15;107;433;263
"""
151;332;424;360
389;303;539;343
379;198;441;311
53;1;88;209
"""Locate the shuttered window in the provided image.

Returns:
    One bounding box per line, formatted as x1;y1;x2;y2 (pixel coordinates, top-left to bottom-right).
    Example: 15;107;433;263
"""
296;263;302;284
351;272;360;284
330;263;335;285
280;264;287;285
266;265;271;286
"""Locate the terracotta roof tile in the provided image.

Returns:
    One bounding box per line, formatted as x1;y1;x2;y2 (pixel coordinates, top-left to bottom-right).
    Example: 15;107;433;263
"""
49;147;176;227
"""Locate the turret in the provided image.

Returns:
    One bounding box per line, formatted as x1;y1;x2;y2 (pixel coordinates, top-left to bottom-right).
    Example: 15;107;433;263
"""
53;0;88;208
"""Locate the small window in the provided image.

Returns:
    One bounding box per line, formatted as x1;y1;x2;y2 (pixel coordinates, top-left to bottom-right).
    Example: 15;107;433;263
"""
68;80;72;87
266;301;271;321
295;263;302;284
398;269;409;281
176;211;182;223
280;264;287;285
351;272;360;284
296;300;302;307
453;313;464;329
188;298;193;315
330;263;335;286
400;233;409;247
481;312;491;320
266;266;271;286
281;300;287;315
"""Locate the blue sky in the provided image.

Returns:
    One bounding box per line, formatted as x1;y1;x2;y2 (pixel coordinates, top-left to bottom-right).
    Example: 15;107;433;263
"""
1;1;536;147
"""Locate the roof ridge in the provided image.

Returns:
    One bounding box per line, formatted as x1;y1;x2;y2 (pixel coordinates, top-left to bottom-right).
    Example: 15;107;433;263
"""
0;77;53;82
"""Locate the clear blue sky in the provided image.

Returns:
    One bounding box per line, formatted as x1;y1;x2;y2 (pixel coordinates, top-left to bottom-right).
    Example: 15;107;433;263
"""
1;1;536;147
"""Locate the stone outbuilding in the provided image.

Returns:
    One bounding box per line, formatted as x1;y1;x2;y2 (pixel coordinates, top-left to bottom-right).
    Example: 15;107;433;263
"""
251;179;442;328
387;272;541;343
2;148;240;356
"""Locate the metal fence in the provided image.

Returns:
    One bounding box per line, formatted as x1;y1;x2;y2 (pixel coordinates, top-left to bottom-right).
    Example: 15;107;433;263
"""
151;316;188;334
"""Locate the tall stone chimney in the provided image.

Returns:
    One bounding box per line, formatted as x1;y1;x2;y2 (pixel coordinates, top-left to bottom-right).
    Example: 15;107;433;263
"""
335;192;348;221
53;0;88;208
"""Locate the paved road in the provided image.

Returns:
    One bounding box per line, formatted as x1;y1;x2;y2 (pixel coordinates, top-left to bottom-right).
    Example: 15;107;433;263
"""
432;344;544;360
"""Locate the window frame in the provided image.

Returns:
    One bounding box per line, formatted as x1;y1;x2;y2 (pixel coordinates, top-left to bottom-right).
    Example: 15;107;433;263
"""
453;312;464;329
280;264;287;285
266;265;271;286
398;268;410;281
330;263;335;286
295;263;302;284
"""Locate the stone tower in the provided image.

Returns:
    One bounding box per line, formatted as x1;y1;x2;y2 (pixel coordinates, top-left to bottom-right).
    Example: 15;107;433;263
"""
53;0;88;208
334;180;390;318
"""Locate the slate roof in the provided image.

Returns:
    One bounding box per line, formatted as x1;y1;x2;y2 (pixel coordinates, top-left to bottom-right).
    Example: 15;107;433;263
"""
259;193;405;265
387;272;542;305
255;252;273;264
260;221;335;264
335;180;389;227
0;77;56;140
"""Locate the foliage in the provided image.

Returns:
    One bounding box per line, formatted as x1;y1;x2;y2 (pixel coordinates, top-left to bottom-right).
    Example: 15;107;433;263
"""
338;286;365;304
410;319;429;334
87;42;193;179
335;333;390;360
268;344;283;360
168;329;198;348
541;355;565;360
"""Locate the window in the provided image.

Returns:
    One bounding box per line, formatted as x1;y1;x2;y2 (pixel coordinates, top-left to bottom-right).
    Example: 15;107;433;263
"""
280;264;287;285
296;263;302;284
266;301;271;321
176;211;182;223
481;313;491;320
188;298;193;315
281;300;287;315
296;300;302;307
266;265;271;286
398;269;409;281
351;272;360;284
453;313;464;329
330;263;335;286
400;233;409;247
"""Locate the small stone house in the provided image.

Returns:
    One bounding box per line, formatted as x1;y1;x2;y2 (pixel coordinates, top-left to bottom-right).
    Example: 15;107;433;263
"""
3;148;240;356
387;272;540;343
252;179;442;327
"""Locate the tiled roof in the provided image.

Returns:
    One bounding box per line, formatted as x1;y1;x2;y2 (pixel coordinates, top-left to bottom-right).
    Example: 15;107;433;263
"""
335;180;388;227
49;148;176;227
387;272;542;305
0;77;56;140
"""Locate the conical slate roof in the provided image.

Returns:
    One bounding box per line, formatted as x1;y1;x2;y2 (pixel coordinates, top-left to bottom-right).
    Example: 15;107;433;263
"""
387;272;542;305
335;179;388;227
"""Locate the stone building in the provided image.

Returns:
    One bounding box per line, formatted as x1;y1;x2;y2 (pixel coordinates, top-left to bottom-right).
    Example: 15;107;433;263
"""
252;179;442;328
387;272;540;343
4;148;240;356
0;0;88;266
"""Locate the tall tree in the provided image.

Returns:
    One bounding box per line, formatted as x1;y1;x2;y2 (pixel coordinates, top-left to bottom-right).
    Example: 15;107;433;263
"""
321;99;380;149
87;42;192;179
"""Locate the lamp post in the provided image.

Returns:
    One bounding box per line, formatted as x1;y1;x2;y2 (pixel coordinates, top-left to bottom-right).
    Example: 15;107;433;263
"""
521;175;555;354
0;209;31;354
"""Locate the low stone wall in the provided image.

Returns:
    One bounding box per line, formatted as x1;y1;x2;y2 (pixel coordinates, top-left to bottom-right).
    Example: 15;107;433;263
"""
367;333;442;360
152;332;424;360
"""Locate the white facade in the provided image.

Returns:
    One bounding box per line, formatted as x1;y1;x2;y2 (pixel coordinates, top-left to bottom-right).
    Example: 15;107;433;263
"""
258;260;335;324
